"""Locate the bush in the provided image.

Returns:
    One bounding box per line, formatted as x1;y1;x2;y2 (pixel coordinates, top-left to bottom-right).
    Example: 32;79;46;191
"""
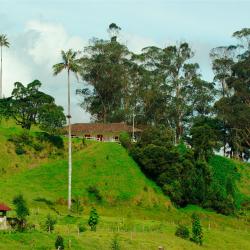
88;207;99;231
175;225;190;239
87;185;102;201
78;223;87;233
33;142;44;152
119;132;131;149
55;235;64;249
37;132;64;149
15;145;26;155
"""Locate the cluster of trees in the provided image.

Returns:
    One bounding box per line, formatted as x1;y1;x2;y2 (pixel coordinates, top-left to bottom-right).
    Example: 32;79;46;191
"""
125;127;237;215
211;29;250;159
76;24;250;160
75;24;249;214
77;24;214;145
0;80;66;134
1;26;250;158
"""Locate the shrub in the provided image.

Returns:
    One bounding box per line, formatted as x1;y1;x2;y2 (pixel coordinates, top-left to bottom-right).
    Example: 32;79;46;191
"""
175;225;190;239
37;132;64;149
78;223;87;233
88;207;99;231
191;213;203;245
33;142;44;152
15;145;26;155
87;185;102;201
44;214;57;232
55;235;64;249
119;132;131;149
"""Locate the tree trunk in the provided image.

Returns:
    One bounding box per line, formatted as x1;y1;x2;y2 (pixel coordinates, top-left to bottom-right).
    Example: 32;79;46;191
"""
67;69;72;211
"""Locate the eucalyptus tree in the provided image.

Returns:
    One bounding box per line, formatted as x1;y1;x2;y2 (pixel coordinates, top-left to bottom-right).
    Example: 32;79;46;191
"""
214;28;250;160
0;34;10;98
210;46;236;155
233;28;250;51
210;46;236;98
53;49;81;210
137;43;213;143
78;24;133;123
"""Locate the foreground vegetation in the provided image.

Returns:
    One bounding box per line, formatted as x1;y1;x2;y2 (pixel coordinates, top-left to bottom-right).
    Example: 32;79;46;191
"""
0;121;249;249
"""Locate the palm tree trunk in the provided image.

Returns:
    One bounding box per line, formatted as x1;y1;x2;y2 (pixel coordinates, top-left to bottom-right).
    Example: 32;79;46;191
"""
67;68;72;210
0;46;2;98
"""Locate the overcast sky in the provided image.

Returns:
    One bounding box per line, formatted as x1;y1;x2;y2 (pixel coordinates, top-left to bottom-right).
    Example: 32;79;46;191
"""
1;0;250;122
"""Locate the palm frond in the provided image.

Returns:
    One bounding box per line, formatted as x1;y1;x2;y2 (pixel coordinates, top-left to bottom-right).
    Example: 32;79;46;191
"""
0;34;10;47
53;49;81;78
52;63;65;75
61;50;68;64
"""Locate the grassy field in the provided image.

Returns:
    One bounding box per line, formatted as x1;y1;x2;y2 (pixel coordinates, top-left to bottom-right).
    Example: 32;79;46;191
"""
0;120;250;249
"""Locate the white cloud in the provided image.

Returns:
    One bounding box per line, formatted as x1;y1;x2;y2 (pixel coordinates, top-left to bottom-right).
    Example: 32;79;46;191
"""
121;33;159;54
3;50;32;97
25;20;86;67
2;19;90;122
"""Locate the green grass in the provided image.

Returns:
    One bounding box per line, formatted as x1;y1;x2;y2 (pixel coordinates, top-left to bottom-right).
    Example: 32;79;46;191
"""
0;120;250;249
0;141;168;208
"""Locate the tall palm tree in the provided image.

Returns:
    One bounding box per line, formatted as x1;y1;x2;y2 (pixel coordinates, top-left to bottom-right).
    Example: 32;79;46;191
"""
0;34;10;98
53;49;81;210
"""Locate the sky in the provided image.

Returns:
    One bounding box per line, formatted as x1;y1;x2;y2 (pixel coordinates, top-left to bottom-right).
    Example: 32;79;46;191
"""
1;0;250;122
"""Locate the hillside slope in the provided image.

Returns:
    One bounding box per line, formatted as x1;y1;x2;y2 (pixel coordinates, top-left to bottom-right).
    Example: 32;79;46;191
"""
0;141;169;208
0;121;249;249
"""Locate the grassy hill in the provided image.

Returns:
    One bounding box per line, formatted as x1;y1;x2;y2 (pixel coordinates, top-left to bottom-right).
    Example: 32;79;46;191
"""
0;120;250;249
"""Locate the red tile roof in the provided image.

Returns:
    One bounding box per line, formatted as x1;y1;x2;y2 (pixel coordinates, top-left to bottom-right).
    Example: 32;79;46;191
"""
70;123;142;133
0;203;11;211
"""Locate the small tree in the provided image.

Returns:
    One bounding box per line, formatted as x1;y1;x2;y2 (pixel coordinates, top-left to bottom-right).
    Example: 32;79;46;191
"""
88;207;99;231
45;214;57;233
55;235;64;250
191;213;203;245
12;194;29;231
